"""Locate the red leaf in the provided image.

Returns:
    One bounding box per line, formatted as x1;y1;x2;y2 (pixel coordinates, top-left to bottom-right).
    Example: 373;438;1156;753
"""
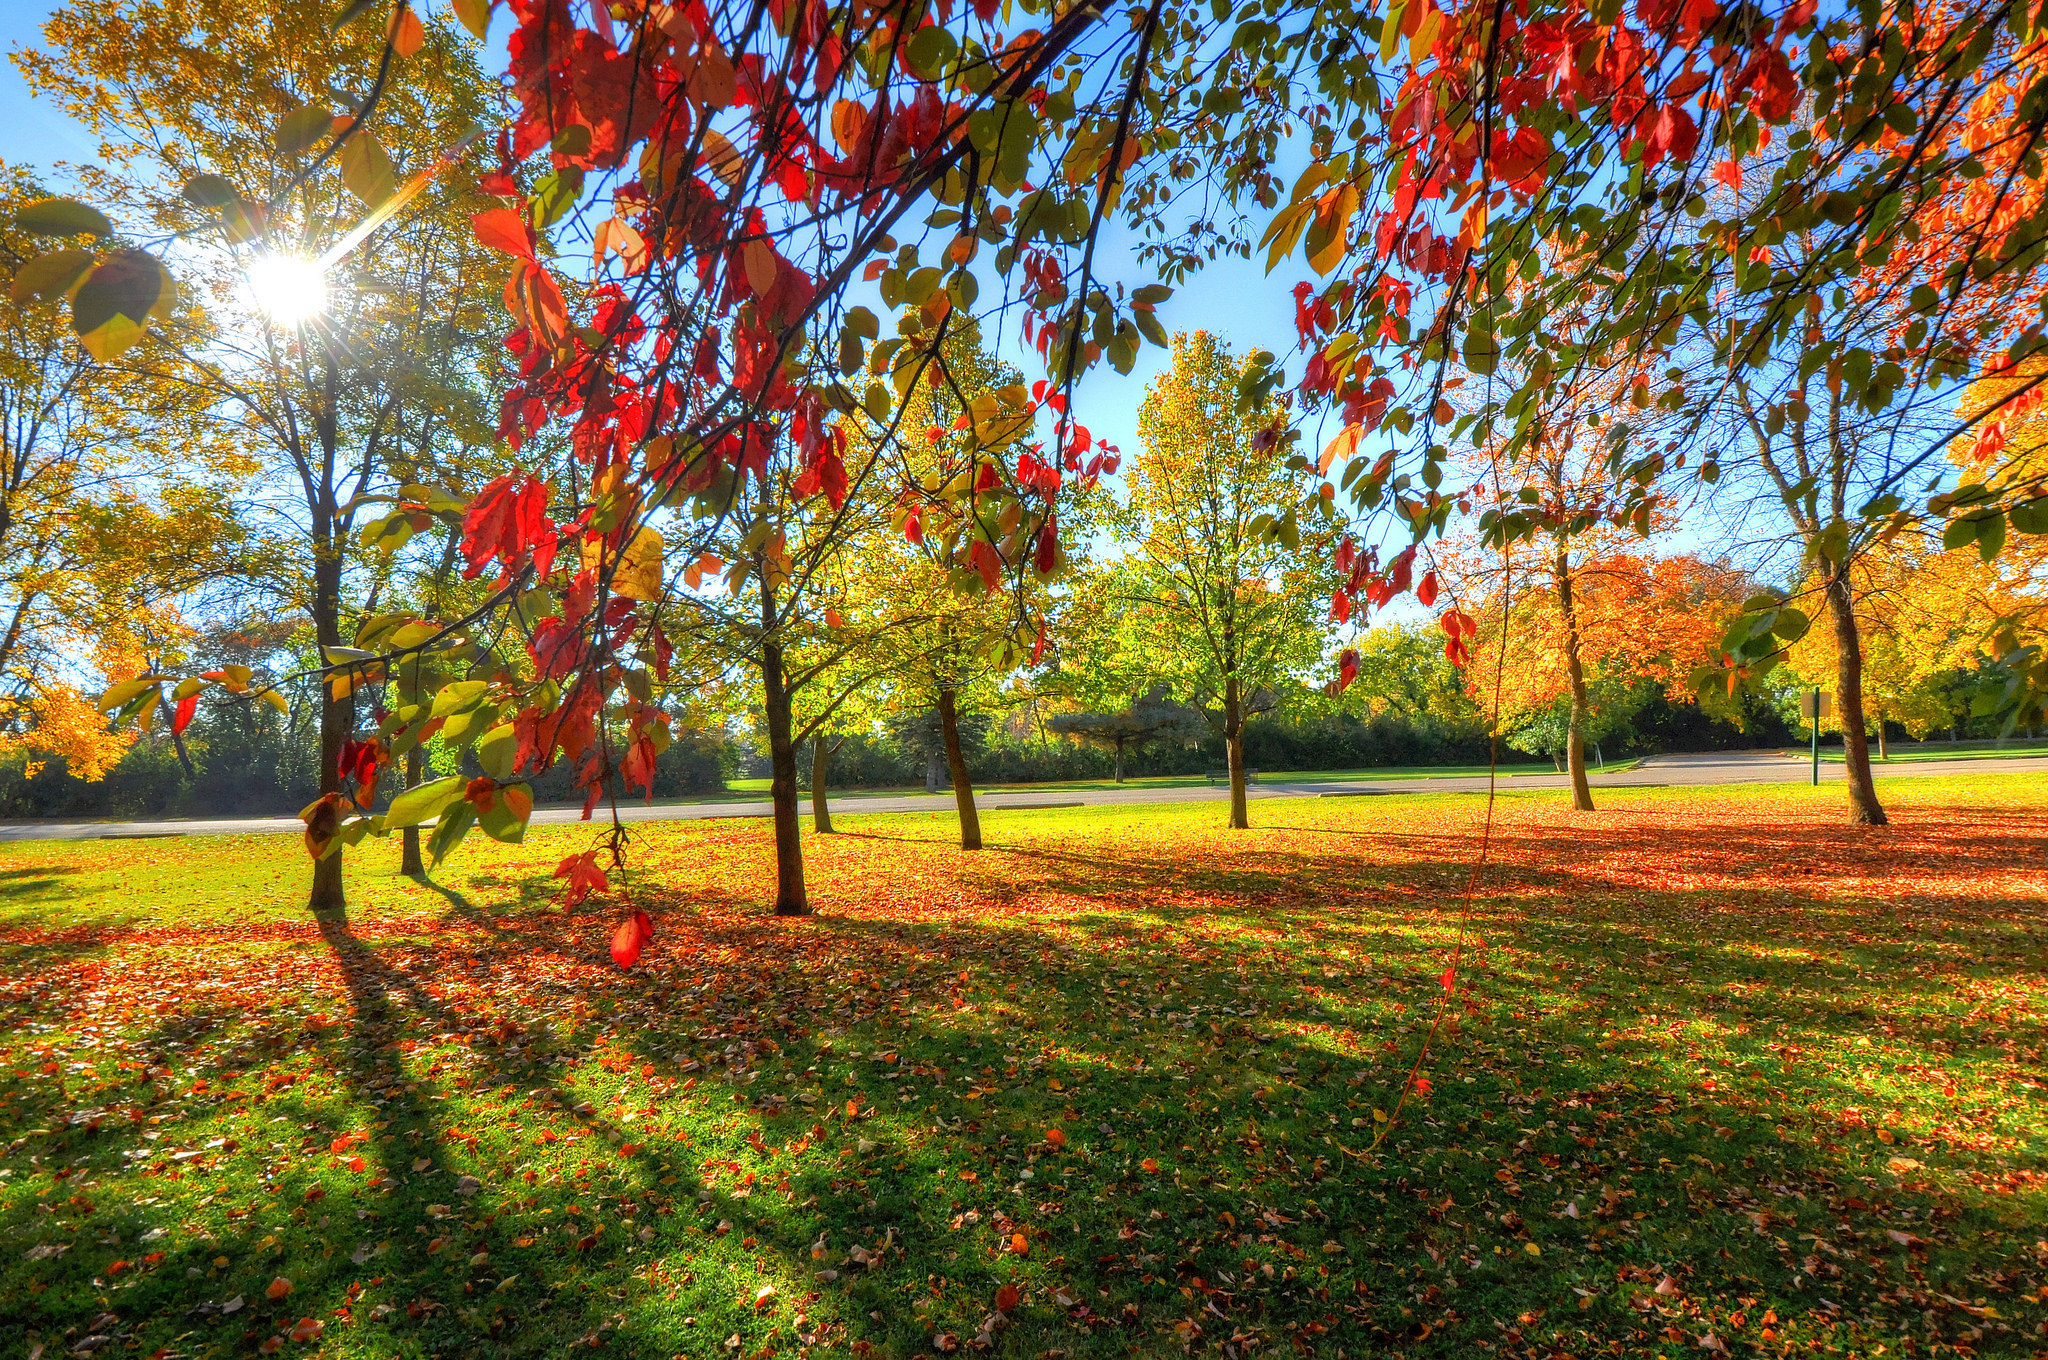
1415;571;1440;608
473;208;535;260
172;693;198;735
995;1283;1021;1312
1439;964;1456;993
554;850;609;907
610;910;653;969
611;917;646;969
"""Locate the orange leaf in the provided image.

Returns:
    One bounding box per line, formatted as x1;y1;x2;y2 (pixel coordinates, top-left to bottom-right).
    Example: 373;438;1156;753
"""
1141;1157;1160;1174
1044;1128;1066;1149
1010;1232;1029;1255
995;1282;1020;1312
473;208;535;261
266;1276;293;1301
288;1318;324;1343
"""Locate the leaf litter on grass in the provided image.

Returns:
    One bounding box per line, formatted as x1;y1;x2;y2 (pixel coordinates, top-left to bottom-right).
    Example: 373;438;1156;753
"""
0;775;2043;1357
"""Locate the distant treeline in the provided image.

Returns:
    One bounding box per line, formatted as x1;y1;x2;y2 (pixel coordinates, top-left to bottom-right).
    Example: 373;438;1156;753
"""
9;682;1981;818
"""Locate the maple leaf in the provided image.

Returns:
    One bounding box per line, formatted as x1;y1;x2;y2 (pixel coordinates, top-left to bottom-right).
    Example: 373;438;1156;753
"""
554;850;610;907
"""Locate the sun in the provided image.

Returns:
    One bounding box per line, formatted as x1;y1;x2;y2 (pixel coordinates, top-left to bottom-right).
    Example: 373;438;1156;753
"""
244;254;328;327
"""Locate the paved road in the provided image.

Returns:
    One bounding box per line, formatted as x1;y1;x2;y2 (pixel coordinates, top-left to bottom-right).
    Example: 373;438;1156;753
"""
3;750;2041;843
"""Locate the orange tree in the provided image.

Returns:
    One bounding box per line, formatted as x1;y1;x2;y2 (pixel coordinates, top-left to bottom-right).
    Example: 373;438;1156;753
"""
1450;543;1749;785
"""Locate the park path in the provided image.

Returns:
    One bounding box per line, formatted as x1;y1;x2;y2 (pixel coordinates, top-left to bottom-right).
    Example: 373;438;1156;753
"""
2;749;2042;843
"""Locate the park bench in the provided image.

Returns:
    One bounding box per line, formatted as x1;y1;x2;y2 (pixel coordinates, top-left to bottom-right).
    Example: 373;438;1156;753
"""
1205;769;1259;785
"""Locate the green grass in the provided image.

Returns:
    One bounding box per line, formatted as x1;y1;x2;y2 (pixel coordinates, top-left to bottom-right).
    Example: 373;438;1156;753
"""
3;775;2044;1357
693;762;1566;802
1809;739;2048;764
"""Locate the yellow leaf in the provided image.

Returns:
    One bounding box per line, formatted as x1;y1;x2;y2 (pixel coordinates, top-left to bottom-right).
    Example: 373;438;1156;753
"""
581;526;666;602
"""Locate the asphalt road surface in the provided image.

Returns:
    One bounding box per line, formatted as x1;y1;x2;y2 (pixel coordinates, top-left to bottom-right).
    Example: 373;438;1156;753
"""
3;749;2041;843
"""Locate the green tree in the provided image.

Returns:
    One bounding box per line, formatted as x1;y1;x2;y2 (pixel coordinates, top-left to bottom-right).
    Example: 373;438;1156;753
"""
1110;330;1335;828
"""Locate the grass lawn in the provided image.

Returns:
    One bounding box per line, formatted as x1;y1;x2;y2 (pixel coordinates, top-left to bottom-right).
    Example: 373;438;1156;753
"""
708;762;1564;801
3;776;2044;1358
1811;741;2048;764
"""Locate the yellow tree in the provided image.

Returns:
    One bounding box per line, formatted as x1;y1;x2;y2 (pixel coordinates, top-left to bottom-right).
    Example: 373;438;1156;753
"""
1113;330;1336;829
854;320;1054;850
1786;531;2047;753
22;0;510;910
1;162;243;781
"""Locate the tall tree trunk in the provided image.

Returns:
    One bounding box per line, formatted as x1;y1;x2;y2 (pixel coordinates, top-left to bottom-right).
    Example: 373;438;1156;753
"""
1875;707;1889;761
925;751;941;794
811;737;834;834
310;545;350;913
1224;673;1248;830
400;743;425;874
937;685;982;850
1823;570;1888;825
1113;738;1124;783
1554;548;1595;812
761;634;808;914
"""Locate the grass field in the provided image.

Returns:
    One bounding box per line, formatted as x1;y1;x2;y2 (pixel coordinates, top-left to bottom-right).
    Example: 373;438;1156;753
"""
710;761;1565;800
3;776;2044;1358
1812;741;2048;764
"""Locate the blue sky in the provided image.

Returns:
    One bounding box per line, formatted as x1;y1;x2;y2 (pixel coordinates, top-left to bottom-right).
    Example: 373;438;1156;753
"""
1;2;1307;462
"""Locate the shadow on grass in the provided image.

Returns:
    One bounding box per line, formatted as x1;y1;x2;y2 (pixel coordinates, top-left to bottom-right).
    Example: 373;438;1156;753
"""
1;799;2044;1357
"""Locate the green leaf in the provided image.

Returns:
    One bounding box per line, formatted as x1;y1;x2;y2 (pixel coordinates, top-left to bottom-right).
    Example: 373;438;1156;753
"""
181;173;240;209
426;801;477;867
2009;496;2048;535
477;789;530;844
340;132;397;207
385;775;466;829
72;250;171;360
476;723;519;780
1769;608;1809;641
222;198;269;244
14;198;112;239
906;25;958;79
1975;509;2007;562
529;167;585;228
276;105;335;160
9;249;95;305
97;675;163;713
431;679;491;717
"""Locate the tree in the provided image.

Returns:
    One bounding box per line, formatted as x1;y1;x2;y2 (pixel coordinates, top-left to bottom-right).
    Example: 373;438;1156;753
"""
1111;330;1334;828
1047;682;1206;782
0;161;243;782
25;0;514;907
854;319;1059;850
1784;531;2047;753
1454;549;1746;782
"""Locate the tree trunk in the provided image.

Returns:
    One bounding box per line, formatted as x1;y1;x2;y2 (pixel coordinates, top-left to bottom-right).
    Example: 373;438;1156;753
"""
1824;570;1888;825
937;685;982;850
400;743;425;874
1224;673;1248;830
925;751;941;794
1113;738;1124;784
310;545;350;913
811;737;834;835
1875;710;1889;761
761;636;808;913
168;725;197;779
1555;548;1595;812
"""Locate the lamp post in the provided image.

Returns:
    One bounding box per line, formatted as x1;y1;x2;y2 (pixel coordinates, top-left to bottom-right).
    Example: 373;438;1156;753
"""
1801;687;1833;785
